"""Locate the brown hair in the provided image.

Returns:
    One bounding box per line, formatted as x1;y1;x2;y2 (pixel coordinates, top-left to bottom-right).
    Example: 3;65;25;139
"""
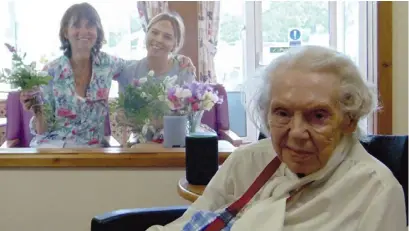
147;12;185;53
59;2;105;57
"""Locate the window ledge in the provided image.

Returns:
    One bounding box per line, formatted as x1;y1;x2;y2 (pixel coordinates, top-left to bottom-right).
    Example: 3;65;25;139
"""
0;141;235;168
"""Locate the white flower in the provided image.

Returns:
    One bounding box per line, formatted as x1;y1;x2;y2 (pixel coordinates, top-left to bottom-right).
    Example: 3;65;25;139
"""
203;99;215;111
139;77;148;84
140;92;147;98
175;88;192;99
174;88;182;98
164;75;177;88
210;93;219;103
167;101;176;110
147;70;155;77
38;71;49;77
202;91;212;100
202;91;219;103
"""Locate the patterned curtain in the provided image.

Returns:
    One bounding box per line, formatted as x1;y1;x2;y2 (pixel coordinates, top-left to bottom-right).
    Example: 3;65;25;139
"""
197;1;220;83
137;1;169;33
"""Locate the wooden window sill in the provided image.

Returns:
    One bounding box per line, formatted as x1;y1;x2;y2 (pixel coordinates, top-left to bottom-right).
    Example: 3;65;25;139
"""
0;141;235;168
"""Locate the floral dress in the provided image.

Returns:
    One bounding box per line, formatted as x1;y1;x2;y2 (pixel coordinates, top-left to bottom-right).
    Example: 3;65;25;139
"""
29;52;133;148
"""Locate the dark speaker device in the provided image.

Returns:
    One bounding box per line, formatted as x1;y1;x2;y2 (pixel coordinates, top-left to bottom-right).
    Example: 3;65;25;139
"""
185;132;219;185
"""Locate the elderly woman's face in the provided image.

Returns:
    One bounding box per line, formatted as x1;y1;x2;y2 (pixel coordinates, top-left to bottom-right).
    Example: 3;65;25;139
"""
146;20;177;57
65;18;97;53
268;70;355;175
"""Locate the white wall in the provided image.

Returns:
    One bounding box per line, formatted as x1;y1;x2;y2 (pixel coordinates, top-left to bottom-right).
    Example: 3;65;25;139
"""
392;1;408;134
0;169;189;231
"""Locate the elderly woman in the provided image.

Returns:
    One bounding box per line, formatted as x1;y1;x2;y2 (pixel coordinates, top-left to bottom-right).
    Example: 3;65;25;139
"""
19;3;194;148
117;12;195;144
146;46;406;231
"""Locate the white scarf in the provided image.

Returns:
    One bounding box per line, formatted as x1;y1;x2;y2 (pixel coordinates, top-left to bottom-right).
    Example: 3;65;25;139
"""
231;135;354;231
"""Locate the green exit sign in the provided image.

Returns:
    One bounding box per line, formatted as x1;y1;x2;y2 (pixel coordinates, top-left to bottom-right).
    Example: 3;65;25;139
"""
270;47;290;53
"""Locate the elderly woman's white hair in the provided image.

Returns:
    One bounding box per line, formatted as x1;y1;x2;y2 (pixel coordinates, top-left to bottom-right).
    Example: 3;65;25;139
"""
244;45;378;139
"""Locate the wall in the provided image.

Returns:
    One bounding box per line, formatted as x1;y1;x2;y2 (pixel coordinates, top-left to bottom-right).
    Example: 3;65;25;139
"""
392;2;408;135
0;169;189;231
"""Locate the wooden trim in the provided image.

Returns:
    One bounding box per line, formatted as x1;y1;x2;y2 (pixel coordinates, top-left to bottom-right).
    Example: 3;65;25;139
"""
168;1;199;77
177;177;204;203
0;141;234;168
375;1;393;134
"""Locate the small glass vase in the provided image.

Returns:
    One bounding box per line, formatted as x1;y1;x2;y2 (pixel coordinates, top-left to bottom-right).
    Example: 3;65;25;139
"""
187;111;204;133
127;124;155;146
163;115;187;148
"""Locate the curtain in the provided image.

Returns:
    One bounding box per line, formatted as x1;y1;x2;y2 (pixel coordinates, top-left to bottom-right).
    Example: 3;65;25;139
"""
137;1;169;33
197;1;220;82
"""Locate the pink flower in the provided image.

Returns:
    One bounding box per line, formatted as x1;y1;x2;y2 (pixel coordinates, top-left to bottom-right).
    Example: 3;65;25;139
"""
72;130;77;135
168;94;177;102
97;88;109;100
57;108;76;119
187;97;196;103
132;79;140;87
57;108;72;117
88;138;99;145
192;102;200;111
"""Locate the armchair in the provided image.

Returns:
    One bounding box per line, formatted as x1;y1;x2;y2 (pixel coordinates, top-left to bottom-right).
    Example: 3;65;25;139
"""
91;206;188;231
202;84;242;147
91;135;408;230
2;91;119;147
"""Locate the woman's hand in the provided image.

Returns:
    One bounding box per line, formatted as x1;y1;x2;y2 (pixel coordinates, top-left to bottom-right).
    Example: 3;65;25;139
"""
176;55;196;74
20;88;43;114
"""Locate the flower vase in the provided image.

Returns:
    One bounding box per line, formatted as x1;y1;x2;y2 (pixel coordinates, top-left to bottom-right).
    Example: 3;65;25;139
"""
127;124;155;146
187;111;204;134
163;115;187;147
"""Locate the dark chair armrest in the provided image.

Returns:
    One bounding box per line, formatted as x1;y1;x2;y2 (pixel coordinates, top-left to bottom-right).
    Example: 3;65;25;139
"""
91;206;188;231
219;129;243;147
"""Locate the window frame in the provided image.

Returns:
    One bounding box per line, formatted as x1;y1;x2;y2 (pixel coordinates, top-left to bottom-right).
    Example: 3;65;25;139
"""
239;1;381;141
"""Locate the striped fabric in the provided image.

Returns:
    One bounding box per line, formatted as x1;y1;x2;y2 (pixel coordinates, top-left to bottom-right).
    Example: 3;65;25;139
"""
182;209;236;231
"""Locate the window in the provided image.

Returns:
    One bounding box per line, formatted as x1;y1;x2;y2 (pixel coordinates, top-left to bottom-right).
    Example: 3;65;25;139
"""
216;1;377;142
0;0;146;99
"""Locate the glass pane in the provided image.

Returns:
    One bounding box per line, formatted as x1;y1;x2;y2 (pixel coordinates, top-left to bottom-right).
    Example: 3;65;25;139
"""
215;0;247;137
260;1;329;65
344;1;360;66
214;0;244;91
0;1;15;93
344;1;368;134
